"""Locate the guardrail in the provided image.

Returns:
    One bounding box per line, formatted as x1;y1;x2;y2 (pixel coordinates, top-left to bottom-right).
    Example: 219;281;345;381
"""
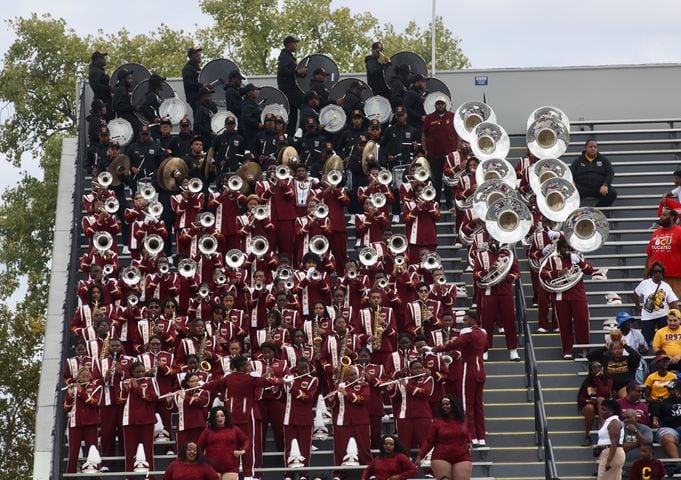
515;274;559;479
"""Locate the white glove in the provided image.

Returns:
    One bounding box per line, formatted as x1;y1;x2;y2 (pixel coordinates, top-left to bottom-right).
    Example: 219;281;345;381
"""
570;253;581;264
547;230;561;240
541;245;553;255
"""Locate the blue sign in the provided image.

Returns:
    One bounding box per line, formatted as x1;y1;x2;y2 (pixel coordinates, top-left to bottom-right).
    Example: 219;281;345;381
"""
475;76;488;86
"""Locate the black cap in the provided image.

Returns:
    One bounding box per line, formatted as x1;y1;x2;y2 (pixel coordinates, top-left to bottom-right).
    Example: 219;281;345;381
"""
149;73;166;83
264;113;276;122
313;67;329;76
351;109;363;118
99;126;110;135
91;51;107;61
228;70;246;81
369;119;381;129
274;115;285;124
242;83;259;94
303;90;319;102
191;135;204;145
199;86;214;96
394;105;406;115
109;140;120;148
116;68;131;81
140;125;150;134
180;117;191;127
160;118;172;126
283;35;299;46
412;73;426;83
187;46;202;57
277;135;288;144
349;80;366;90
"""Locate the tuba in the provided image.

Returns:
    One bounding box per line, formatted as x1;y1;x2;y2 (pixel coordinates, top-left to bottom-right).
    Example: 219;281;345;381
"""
225;249;246;268
309;235;329;256
359;247;379;267
476;246;515;288
178;258;197;278
93;231;113;252
143;234;164;255
122;266;142;286
388;234;408;255
453;101;497;143
471;122;510;162
251;236;269;257
198;235;218;255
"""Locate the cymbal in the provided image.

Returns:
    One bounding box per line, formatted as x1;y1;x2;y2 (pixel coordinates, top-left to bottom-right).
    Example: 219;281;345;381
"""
157;157;188;191
323;154;344;174
278;146;299;165
235;161;262;194
362;141;378;175
108;155;131;186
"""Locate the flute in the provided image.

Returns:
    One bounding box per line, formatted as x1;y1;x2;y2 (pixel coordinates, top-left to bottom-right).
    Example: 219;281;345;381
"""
379;372;427;388
158;384;204;400
323;377;361;400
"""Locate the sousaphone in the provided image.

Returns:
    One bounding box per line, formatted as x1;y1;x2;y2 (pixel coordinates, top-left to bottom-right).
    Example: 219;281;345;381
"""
529;158;573;195
485;197;532;244
107;155;131;187
453;102;496;143
109;63;150;89
199;58;245;105
424;92;452;115
475;158;516;189
471;122;510;162
526;106;570;159
319;105;346;133
362;141;379;175
295;54;340;93
472;180;517;219
536;177;580;223
563;207;609;252
157;157;188;192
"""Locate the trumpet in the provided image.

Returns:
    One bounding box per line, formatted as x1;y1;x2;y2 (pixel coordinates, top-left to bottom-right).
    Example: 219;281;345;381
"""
122;266;142;286
377;169;393;185
227;175;243;191
377;278;389;289
198;284;211;298
215;272;227;285
347;270;358;280
309;235;329;256
188;177;203;193
275;165;291;180
327;169;343;186
104;197;119;214
225;249;245;268
359;246;379;267
198;212;215;228
140;183;156;200
414;167;430;182
144;234;164;256
421;252;441;270
198;235;218;255
178;258;197;278
147;201;163;218
251;236;269;257
388;234;408;255
254;280;265;291
93;231;114;252
420;185;436;202
97;171;113;188
394;255;406;266
436;276;447;285
310;270;322;281
103;264;114;276
313;203;329;219
253;205;268;221
370;192;386;209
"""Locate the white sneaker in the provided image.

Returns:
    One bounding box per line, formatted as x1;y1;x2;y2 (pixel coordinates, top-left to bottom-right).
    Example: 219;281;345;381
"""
392;214;400;223
553;327;560;333
100;466;110;472
347;214;355;225
121;246;130;255
532;303;538;307
355;239;361;247
465;265;473;272
497;327;505;333
563;353;573;360
470;303;477;309
536;327;549;333
509;349;520;361
477;439;486;447
482;352;488;361
453;242;463;249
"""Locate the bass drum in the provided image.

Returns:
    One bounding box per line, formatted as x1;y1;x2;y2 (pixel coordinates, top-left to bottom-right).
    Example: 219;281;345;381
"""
384;51;427;84
319;105;347;133
426;77;451;98
329;78;373;102
109;63;150;89
424;92;452;115
364;95;393;124
108;118;134;146
295;54;340;94
199;58;244;105
261;104;289;124
255;86;290;114
159;97;188;125
211;111;239;134
131;80;175;111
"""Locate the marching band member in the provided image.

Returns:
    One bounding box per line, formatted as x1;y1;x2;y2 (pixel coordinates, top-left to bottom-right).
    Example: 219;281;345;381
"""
144;257;180;305
85;318;116;357
171;177;204;256
139;334;176;442
320;317;367;391
215;293;249;353
76;264;114;306
175;319;215;370
355;197;391;247
282;357;318;474
318;170;350;274
118;361;160;473
256;163;297;258
292;164;321;217
362;434;418;480
528;218;563;333
431;311;487;447
270;291;302;330
124;192;149;261
64;367;102;473
473;240;521;361
64;340;95;385
198;406;250;480
356;348;388;449
405;282;443;336
403;183;441;262
414;335;449;417
359;289;398;364
282;328;315;370
252;310;290;357
294;253;333;318
252;343;288;455
392;359;434;454
429;313;459;349
237;195;276;257
430;268;457;315
209;174;248;251
540;238;595;359
294;199;331;266
327;288;357;331
454;157;479;233
246;270;274;339
336;260;370;318
386;333;421;380
175;354;212;386
82;199;122;253
134;299;177;353
174;372;211;453
70;285;115;337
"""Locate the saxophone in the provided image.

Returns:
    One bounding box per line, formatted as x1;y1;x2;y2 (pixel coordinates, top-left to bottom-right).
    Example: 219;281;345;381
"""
421;300;432;336
372;306;385;350
198;333;212;371
100;335;110;360
336;332;352;381
312;320;323;359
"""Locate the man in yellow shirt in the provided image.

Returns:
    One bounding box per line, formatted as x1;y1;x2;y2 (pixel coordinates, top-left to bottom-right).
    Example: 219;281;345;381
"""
644;353;677;402
652;309;681;370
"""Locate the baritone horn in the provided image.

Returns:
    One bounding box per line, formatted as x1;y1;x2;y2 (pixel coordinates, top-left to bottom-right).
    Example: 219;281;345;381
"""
188;177;203;193
122;266;142;286
421;252;441;270
359;247;379;267
377;169;393;185
251;236;269;256
178;258;197;278
276;165;291;180
253;205;268;221
93;231;113;252
104;197;119;214
388;234;408;255
313;203;329;219
327;169;343;186
476;246;514;288
414;166;430;182
97;171;113;188
225;249;245;268
420;185;436;202
144;234;164;255
140;183;156;200
309;235;329;256
199;212;215;228
198;235;218;255
227;175;243;191
147;201;163;218
370;192;386;209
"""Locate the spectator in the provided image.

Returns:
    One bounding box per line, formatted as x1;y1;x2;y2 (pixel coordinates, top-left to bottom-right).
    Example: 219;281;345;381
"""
569;138;617;207
577;361;613;446
644;353;677;404
651;309;681;370
656;169;681;217
587;339;641;398
621;409;654;479
646;208;681;297
629;443;666;480
651;381;681;471
604;312;649;384
634;261;680;344
617;382;649;426
594;398;625;479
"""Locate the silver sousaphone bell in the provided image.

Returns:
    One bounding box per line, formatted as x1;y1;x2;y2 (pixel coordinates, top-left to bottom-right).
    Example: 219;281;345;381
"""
475;158;517;189
471;122;510;162
484;197;532;244
536;177;580;223
454;101;496;143
526;106;570;159
472;180;517;220
529;158;574;195
563;207;609;252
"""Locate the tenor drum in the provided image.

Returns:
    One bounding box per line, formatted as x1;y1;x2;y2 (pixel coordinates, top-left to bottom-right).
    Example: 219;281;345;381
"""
108;118;134;146
319;105;346;133
159;97;189;125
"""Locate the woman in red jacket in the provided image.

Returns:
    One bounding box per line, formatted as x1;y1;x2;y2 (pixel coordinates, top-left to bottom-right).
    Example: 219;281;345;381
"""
362;434;418;480
415;394;472;480
162;441;220;479
197;406;249;480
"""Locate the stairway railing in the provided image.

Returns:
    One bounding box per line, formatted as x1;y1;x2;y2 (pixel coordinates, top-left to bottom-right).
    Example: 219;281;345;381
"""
515;277;560;479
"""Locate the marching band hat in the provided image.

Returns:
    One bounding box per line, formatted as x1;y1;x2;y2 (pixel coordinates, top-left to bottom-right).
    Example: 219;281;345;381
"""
159;118;172;126
187;46;202;57
99;126;110;135
303;90;319;102
371;41;382;50
369;119;381;129
283;35;299;46
306;117;319;127
394;105;406;115
140;125;150;134
116;68;131;80
180;117;191;127
349;80;366;90
229;70;246;80
411;73;427;83
149;73;166;83
225;115;236;125
351;109;363;118
91;99;105;111
199;86;214;96
264;113;276;122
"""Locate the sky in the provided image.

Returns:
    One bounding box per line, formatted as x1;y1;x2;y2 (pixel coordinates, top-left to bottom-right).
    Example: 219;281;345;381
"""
0;0;680;193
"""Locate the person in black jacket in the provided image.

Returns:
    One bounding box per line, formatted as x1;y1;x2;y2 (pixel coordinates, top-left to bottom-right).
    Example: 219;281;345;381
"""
193;87;218;146
389;64;412;108
169;118;194;158
342;81;367;121
240;83;263;149
277;35;308;135
570;139;617;207
88;51;112;119
127;125;162;191
141;73;166;139
299;90;320;126
335;109;366;158
309;68;337;108
111;69;141;141
211;115;245;176
182;47;204;113
403;74;426;135
86;99;108;146
224;70;245;118
365;41;391;99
